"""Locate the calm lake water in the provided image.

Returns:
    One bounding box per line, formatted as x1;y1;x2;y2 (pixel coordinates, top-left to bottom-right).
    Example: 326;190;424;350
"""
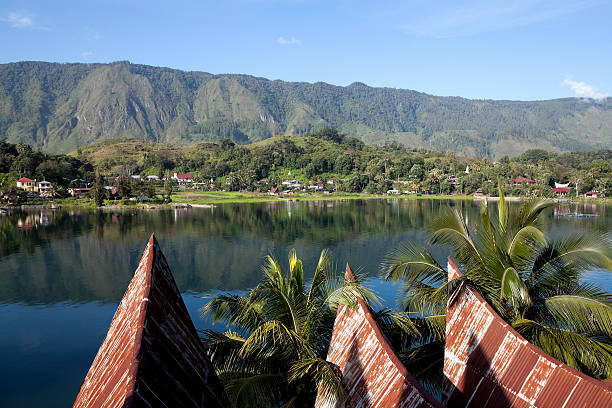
1;199;610;407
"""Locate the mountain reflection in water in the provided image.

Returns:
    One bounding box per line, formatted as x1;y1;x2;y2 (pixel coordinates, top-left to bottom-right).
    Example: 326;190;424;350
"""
0;199;609;408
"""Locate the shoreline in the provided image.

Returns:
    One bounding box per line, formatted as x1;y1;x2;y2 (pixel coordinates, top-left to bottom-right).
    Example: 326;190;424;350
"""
5;193;608;210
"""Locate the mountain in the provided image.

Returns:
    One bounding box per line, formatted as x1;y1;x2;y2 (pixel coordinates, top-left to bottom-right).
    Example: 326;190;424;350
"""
0;61;611;157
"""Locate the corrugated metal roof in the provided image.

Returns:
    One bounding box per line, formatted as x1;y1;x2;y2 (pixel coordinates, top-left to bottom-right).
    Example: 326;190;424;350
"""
444;258;612;408
72;234;228;408
315;264;442;408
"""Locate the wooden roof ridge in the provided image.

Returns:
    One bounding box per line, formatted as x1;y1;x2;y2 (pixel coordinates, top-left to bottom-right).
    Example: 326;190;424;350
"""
315;263;442;408
444;257;612;408
73;234;228;408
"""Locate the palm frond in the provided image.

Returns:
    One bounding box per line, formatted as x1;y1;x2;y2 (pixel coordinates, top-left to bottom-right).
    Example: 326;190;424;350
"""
240;320;311;360
500;267;532;315
401;340;445;398
539;295;612;337
200;293;264;333
374;307;420;338
288;358;347;407
412;314;446;342
513;319;612;378
224;373;285;408
429;208;482;270
497;181;509;233
380;242;446;285
514;198;556;228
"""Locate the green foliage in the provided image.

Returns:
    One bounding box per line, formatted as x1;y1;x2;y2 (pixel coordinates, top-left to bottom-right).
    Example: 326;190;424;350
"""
382;188;612;379
91;171;106;207
1;62;611;157
200;249;377;407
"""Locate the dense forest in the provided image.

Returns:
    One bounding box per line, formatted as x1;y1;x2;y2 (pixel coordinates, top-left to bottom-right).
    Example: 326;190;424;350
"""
1;61;611;157
1;129;611;201
75;129;612;198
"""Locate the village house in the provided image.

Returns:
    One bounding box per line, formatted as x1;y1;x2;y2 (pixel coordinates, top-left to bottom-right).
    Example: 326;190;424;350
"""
585;191;600;199
281;180;301;189
68;187;91;197
16;177;36;191
552;187;570;197
514;177;535;186
173;172;194;184
69;179;91;197
37;180;52;196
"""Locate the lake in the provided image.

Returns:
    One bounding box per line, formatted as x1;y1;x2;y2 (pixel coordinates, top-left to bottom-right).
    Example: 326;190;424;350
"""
1;199;610;407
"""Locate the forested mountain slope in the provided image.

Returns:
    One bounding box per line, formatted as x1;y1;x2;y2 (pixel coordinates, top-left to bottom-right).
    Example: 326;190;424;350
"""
1;61;610;157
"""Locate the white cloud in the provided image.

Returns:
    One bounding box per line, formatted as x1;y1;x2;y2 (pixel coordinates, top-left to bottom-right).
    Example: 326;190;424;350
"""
562;78;608;100
3;11;32;28
81;51;95;57
277;36;301;45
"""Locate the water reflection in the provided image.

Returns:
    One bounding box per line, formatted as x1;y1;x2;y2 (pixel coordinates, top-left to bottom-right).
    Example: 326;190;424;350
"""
0;199;611;408
1;200;610;305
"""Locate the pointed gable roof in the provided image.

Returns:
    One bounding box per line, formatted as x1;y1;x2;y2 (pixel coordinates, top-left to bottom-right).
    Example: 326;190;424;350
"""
444;258;612;408
315;264;442;408
73;235;227;408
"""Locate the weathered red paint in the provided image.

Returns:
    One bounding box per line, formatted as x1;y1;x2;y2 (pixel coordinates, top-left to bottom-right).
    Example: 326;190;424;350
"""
444;257;612;408
315;264;442;408
73;234;228;408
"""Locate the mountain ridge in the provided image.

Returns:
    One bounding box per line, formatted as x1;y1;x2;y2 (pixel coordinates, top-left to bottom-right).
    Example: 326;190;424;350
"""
0;61;610;157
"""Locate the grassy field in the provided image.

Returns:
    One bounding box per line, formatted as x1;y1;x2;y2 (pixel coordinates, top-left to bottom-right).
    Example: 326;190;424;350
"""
170;191;476;205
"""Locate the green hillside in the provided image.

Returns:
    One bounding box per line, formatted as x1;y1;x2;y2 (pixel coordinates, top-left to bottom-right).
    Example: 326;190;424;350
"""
1;61;611;157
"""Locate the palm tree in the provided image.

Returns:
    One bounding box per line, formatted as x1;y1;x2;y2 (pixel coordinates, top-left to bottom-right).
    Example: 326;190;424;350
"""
200;249;376;407
382;185;612;379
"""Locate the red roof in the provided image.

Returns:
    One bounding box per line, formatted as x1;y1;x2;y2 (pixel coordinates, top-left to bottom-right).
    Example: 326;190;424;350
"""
176;173;193;179
444;258;612;407
514;177;535;183
315;264;442;407
17;177;34;182
552;187;570;193
73;235;227;408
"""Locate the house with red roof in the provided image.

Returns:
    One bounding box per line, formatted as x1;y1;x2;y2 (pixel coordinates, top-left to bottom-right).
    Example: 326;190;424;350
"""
16;177;36;192
552;187;570;197
173;172;194;184
585;191;600;199
514;176;535;185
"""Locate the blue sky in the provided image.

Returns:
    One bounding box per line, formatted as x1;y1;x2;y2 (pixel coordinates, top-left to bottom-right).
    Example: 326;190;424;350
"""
1;0;610;101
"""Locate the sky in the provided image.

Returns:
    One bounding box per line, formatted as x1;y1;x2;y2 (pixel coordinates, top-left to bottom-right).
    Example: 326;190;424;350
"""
0;0;611;101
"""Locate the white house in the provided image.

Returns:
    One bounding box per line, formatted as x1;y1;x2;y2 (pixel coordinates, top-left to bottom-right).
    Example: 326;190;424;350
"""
173;173;194;184
37;180;52;196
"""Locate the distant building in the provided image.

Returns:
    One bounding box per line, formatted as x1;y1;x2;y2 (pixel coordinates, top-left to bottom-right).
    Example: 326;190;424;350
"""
465;165;470;174
585;191;599;199
146;175;159;181
131;175;141;180
552;187;570;197
281;180;301;189
37;180;52;196
173;172;194;184
68;187;91;197
71;179;89;188
514;177;535;185
555;182;570;188
386;189;400;194
16;177;36;191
